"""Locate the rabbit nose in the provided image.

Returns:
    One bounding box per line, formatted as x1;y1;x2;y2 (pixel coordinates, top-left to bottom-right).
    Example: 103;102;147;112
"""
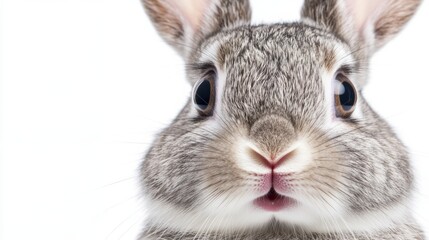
249;115;296;156
248;145;298;168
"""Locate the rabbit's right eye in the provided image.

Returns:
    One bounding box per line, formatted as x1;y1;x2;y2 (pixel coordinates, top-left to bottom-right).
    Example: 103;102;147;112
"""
192;76;216;116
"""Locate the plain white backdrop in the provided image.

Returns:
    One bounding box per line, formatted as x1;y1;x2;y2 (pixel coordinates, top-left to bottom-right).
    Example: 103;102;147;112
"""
1;0;428;239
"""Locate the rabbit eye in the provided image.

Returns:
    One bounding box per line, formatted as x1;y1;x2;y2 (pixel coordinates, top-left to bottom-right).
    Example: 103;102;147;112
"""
334;73;357;118
192;76;216;116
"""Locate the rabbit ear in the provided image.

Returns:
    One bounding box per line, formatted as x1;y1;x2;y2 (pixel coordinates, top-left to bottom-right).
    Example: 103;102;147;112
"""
301;0;421;56
143;0;251;58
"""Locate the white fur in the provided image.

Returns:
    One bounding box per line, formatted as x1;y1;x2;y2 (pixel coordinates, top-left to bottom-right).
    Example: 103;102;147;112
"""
274;140;313;174
234;138;272;175
143;187;410;234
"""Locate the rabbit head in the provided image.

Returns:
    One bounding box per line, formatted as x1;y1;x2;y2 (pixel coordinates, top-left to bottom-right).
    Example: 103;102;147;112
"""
140;0;422;236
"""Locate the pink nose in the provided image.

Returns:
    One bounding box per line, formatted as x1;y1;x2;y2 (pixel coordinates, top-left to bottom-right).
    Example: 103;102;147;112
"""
249;147;297;169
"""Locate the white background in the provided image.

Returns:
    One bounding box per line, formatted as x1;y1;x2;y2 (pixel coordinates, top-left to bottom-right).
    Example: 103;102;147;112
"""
1;0;428;239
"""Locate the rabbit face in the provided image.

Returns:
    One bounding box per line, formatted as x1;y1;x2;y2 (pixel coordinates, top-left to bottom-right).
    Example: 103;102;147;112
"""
141;0;421;236
141;23;412;232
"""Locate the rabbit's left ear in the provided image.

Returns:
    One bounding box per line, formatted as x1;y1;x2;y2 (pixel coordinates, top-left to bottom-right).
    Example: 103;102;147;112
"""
143;0;251;58
302;0;421;56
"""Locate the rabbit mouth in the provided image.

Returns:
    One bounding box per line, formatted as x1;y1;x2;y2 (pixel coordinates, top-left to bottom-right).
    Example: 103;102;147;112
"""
253;187;296;212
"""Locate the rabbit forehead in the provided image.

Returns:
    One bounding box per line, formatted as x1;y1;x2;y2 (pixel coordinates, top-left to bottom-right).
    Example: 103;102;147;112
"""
196;23;354;124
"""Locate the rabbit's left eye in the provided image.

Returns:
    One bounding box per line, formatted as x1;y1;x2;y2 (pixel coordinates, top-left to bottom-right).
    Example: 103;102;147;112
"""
334;73;357;118
192;75;216;116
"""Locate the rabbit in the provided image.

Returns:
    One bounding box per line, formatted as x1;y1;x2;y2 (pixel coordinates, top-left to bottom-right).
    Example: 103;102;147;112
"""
139;0;424;239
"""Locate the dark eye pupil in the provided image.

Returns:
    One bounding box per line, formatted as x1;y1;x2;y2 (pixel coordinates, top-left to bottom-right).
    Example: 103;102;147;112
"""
339;81;356;111
194;79;212;110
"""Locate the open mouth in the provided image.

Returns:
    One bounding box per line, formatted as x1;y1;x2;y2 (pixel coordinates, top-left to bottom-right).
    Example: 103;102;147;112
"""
253;188;296;212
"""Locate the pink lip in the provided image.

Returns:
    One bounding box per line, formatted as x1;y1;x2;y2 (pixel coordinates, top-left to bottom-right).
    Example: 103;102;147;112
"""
253;188;296;212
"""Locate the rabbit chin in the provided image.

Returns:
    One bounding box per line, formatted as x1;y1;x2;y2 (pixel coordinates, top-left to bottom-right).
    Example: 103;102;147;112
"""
143;195;410;234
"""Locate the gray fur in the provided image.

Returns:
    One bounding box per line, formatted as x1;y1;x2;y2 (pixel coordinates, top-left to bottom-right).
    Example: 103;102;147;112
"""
139;0;423;239
141;221;424;240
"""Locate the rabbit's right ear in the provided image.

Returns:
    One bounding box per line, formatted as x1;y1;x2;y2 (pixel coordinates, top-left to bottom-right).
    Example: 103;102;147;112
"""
142;0;251;58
